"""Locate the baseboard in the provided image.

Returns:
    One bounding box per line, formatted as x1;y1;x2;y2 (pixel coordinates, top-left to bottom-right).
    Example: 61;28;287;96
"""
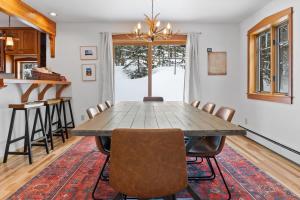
240;126;300;166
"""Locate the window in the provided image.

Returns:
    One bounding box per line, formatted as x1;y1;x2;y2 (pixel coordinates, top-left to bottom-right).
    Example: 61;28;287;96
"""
248;8;293;104
113;35;187;102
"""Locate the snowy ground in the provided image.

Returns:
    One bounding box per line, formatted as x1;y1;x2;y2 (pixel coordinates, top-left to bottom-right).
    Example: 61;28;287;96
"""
115;66;185;102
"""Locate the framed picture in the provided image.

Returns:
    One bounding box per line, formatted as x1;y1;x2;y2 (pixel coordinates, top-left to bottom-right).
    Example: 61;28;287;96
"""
82;64;96;81
208;52;227;75
80;46;97;60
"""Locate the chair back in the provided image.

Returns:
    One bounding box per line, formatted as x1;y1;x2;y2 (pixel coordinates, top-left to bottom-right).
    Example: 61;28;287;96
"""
211;107;235;155
110;128;188;198
191;100;200;108
97;104;106;112
202;103;216;114
105;100;112;108
143;96;164;102
86;107;99;119
86;107;109;155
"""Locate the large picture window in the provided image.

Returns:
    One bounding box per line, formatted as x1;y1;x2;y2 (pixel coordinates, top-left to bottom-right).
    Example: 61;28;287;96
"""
248;8;293;104
113;35;186;102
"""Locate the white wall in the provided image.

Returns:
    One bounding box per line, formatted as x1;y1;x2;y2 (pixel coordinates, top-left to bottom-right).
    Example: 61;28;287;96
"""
238;0;300;164
0;22;240;158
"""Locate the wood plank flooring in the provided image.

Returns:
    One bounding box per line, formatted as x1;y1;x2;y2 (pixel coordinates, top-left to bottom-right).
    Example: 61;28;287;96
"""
0;135;299;199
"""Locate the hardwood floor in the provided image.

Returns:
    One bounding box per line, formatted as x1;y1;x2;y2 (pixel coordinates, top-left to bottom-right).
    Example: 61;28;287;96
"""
0;135;299;199
227;136;300;197
0;135;82;200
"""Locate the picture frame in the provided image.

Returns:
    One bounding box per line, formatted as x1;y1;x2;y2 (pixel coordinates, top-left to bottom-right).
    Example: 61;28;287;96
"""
81;64;96;81
80;46;97;60
208;52;227;75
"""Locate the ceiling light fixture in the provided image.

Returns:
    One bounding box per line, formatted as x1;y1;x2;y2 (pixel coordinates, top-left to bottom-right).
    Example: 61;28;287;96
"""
133;0;173;42
49;12;57;17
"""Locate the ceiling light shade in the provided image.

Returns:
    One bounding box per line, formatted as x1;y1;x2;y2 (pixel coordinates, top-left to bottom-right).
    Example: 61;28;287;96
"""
49;12;57;17
6;36;14;47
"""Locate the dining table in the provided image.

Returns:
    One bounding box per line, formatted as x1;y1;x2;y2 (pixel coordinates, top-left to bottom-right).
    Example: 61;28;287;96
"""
71;101;246;137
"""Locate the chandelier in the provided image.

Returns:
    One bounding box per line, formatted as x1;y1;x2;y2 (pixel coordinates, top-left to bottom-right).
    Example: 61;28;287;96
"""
134;0;173;42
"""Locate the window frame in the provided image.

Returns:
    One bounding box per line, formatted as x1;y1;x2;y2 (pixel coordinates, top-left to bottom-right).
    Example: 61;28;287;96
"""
112;34;187;97
247;7;293;104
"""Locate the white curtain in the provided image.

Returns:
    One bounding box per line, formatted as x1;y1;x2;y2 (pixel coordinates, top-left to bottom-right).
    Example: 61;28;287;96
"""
183;33;201;103
98;32;115;104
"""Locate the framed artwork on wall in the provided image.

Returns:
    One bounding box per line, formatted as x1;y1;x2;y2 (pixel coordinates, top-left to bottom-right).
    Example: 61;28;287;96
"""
80;46;97;60
82;64;96;81
208;52;227;75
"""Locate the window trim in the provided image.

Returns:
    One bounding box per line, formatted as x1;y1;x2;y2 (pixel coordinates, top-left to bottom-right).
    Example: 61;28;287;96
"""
247;7;293;104
112;34;187;97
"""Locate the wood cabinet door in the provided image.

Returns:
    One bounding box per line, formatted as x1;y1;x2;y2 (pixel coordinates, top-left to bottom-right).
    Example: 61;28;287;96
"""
21;29;38;54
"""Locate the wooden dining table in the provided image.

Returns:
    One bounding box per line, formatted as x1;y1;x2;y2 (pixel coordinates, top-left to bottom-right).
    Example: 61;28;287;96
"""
71;101;246;137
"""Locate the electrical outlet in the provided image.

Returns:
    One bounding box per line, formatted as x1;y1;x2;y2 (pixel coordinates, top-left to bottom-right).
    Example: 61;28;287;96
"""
244;118;248;125
81;115;85;121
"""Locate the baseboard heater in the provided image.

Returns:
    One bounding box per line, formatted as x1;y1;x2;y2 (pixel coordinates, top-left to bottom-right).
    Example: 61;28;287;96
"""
239;126;300;156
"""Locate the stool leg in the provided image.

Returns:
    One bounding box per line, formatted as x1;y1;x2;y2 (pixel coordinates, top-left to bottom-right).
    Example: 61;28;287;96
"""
31;109;39;142
3;109;16;163
62;102;68;139
46;105;54;150
55;104;65;143
67;100;75;128
24;109;32;164
37;108;49;154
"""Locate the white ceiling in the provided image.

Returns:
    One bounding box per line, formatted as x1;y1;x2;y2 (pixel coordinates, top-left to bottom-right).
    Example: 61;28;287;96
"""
22;0;272;23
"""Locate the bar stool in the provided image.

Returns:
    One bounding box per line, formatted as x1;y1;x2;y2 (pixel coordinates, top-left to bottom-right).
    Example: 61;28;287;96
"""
3;102;49;164
59;97;75;139
43;99;65;150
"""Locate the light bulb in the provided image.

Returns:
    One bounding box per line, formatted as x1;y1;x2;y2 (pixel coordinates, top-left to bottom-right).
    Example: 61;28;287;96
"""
156;21;160;27
167;23;171;30
163;29;167;35
137;23;142;30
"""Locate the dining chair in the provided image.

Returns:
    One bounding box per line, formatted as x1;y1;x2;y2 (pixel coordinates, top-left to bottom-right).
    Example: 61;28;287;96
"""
201;102;216;114
191;100;200;108
186;107;235;200
87;108;111;199
108;128;200;200
143;96;164;102
97;103;106;112
105;100;112;108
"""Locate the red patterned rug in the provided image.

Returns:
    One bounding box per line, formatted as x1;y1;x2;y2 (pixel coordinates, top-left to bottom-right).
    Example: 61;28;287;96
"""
9;137;299;200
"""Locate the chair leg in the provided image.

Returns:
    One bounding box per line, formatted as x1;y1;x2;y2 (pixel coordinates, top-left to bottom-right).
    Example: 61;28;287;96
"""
3;109;16;163
188;157;215;181
187;156;203;164
186;184;201;200
30;109;39;141
212;157;231;200
92;155;110;200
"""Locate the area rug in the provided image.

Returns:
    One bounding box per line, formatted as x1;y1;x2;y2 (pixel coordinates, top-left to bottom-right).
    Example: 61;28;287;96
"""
9;137;299;200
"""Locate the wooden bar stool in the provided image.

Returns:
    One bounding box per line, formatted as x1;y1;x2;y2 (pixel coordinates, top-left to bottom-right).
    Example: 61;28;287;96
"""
59;97;75;139
3;102;49;164
43;99;65;150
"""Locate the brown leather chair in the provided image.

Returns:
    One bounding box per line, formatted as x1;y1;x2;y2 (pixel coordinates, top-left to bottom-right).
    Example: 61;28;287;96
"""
186;107;235;200
87;107;111;200
191;100;200;108
143;96;164;102
97;103;106;112
105;100;112;108
201;102;216;114
108;129;200;200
